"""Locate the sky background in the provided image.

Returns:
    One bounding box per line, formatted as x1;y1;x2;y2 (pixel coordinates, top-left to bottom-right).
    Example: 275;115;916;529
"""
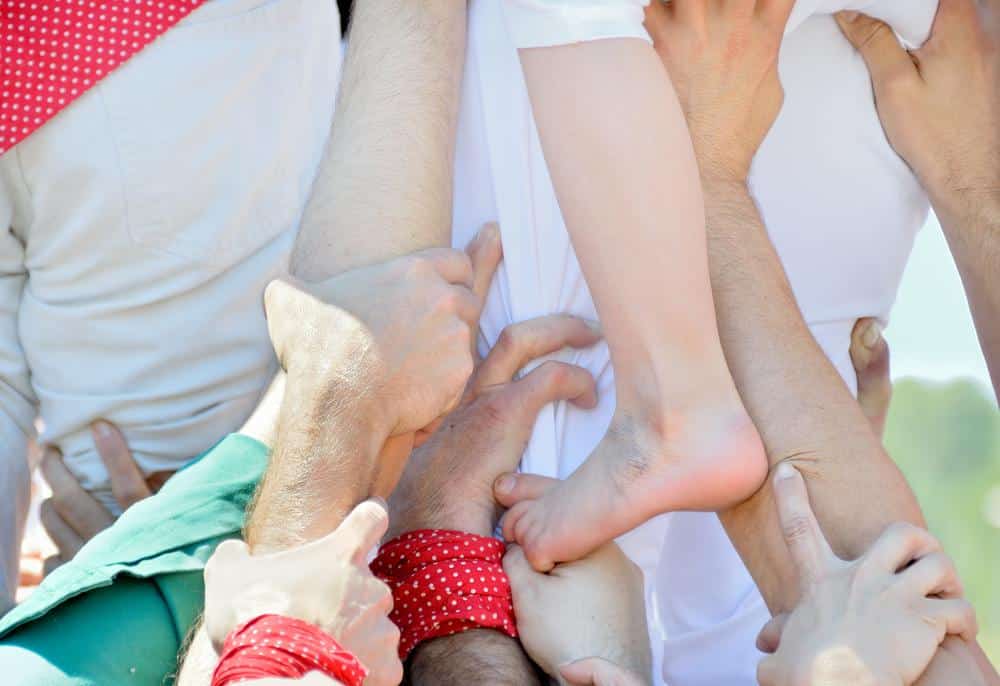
888;212;995;397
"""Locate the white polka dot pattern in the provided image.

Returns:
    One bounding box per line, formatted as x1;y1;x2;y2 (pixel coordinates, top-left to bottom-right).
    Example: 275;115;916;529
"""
0;0;207;155
211;614;368;686
370;529;518;659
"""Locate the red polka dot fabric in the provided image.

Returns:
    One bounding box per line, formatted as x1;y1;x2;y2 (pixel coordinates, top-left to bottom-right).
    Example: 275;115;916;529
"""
211;614;368;686
0;0;207;155
370;529;518;660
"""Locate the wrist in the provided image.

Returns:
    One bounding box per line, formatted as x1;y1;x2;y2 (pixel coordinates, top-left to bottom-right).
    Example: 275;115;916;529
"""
388;490;496;540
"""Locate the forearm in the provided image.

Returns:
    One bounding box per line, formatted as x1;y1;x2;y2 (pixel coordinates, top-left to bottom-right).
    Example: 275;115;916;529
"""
291;0;466;280
935;196;1000;401
245;0;466;549
706;180;925;611
244;367;384;552
519;40;710;408
408;629;542;686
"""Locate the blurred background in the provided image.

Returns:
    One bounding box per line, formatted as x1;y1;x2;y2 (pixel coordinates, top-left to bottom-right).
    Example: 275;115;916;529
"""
886;212;999;663
16;211;1000;663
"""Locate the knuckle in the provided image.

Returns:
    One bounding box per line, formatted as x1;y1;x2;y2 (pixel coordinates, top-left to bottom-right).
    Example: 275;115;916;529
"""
495;325;520;356
781;514;813;543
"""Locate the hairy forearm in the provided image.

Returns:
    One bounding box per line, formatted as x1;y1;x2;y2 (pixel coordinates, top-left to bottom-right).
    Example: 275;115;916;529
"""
936;196;1000;402
408;629;543;686
291;0;467;280
244;0;467;550
706;180;925;611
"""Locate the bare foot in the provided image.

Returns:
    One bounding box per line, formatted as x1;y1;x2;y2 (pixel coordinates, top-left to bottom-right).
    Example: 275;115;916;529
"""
500;400;766;571
850;318;892;438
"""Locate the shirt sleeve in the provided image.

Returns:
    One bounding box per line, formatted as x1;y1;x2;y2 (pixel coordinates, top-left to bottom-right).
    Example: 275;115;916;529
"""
501;0;652;48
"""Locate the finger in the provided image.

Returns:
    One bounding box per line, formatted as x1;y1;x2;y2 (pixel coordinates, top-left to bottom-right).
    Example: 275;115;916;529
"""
501;544;541;593
494;472;560;509
335;498;390;563
834;12;918;86
39;499;87;559
473;315;602;390
500;500;533;547
449;285;484;331
466;223;503;302
92;420;152;510
755;613;789;654
560;657;638;685
899;551;963;599
204;539;249;584
920;598;979;642
849;318;892;437
756;655;780;686
772;463;835;587
507;360;598;422
866;522;942;574
40;448;115;540
413;247;475;289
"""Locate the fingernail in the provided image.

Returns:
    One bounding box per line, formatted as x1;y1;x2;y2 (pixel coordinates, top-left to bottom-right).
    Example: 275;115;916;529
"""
775;462;797;482
837;10;859;22
371;496;389;512
92;420;112;439
481;222;499;242
495;474;516;495
584;318;603;334
861;321;883;349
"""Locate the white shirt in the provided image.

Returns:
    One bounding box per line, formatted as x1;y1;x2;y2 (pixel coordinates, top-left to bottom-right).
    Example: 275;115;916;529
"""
0;0;342;526
453;1;937;683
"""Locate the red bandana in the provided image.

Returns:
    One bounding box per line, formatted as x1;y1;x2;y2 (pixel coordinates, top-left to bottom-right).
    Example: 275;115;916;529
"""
211;614;368;686
0;0;207;155
370;529;518;660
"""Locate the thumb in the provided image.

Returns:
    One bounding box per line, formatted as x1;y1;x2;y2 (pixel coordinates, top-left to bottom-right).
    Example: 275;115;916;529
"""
835;12;918;86
335;498;390;563
560;657;641;686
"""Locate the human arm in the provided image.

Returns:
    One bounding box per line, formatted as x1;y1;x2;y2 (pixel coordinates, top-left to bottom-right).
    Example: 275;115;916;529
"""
289;0;466;279
645;3;997;682
389;315;603;686
834;0;1000;401
644;0;926;612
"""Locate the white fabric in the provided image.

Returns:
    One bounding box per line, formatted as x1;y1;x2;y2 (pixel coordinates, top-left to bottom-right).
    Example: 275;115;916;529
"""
0;0;342;606
502;0;651;47
453;1;936;684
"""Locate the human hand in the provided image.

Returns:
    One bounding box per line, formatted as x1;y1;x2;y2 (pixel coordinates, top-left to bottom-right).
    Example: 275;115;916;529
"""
913;636;989;686
850;318;893;438
264;224;502;441
387;314;601;539
499;490;650;686
644;0;795;182
835;0;999;224
39;421;170;568
203;499;402;686
756;464;978;686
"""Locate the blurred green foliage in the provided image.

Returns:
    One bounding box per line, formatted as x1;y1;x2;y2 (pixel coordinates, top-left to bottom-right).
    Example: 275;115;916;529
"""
885;378;1000;664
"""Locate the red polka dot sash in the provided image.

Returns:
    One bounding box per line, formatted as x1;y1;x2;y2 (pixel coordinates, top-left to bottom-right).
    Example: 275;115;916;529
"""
371;529;518;660
0;0;207;155
211;614;368;686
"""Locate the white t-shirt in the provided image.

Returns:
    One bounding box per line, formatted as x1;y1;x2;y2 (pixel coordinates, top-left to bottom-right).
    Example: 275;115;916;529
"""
453;1;937;684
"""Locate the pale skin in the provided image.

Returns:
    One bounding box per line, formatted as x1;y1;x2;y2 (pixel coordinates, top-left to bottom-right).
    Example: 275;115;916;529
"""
641;1;998;682
757;465;979;686
178;0;474;681
834;0;1000;401
502;32;768;573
